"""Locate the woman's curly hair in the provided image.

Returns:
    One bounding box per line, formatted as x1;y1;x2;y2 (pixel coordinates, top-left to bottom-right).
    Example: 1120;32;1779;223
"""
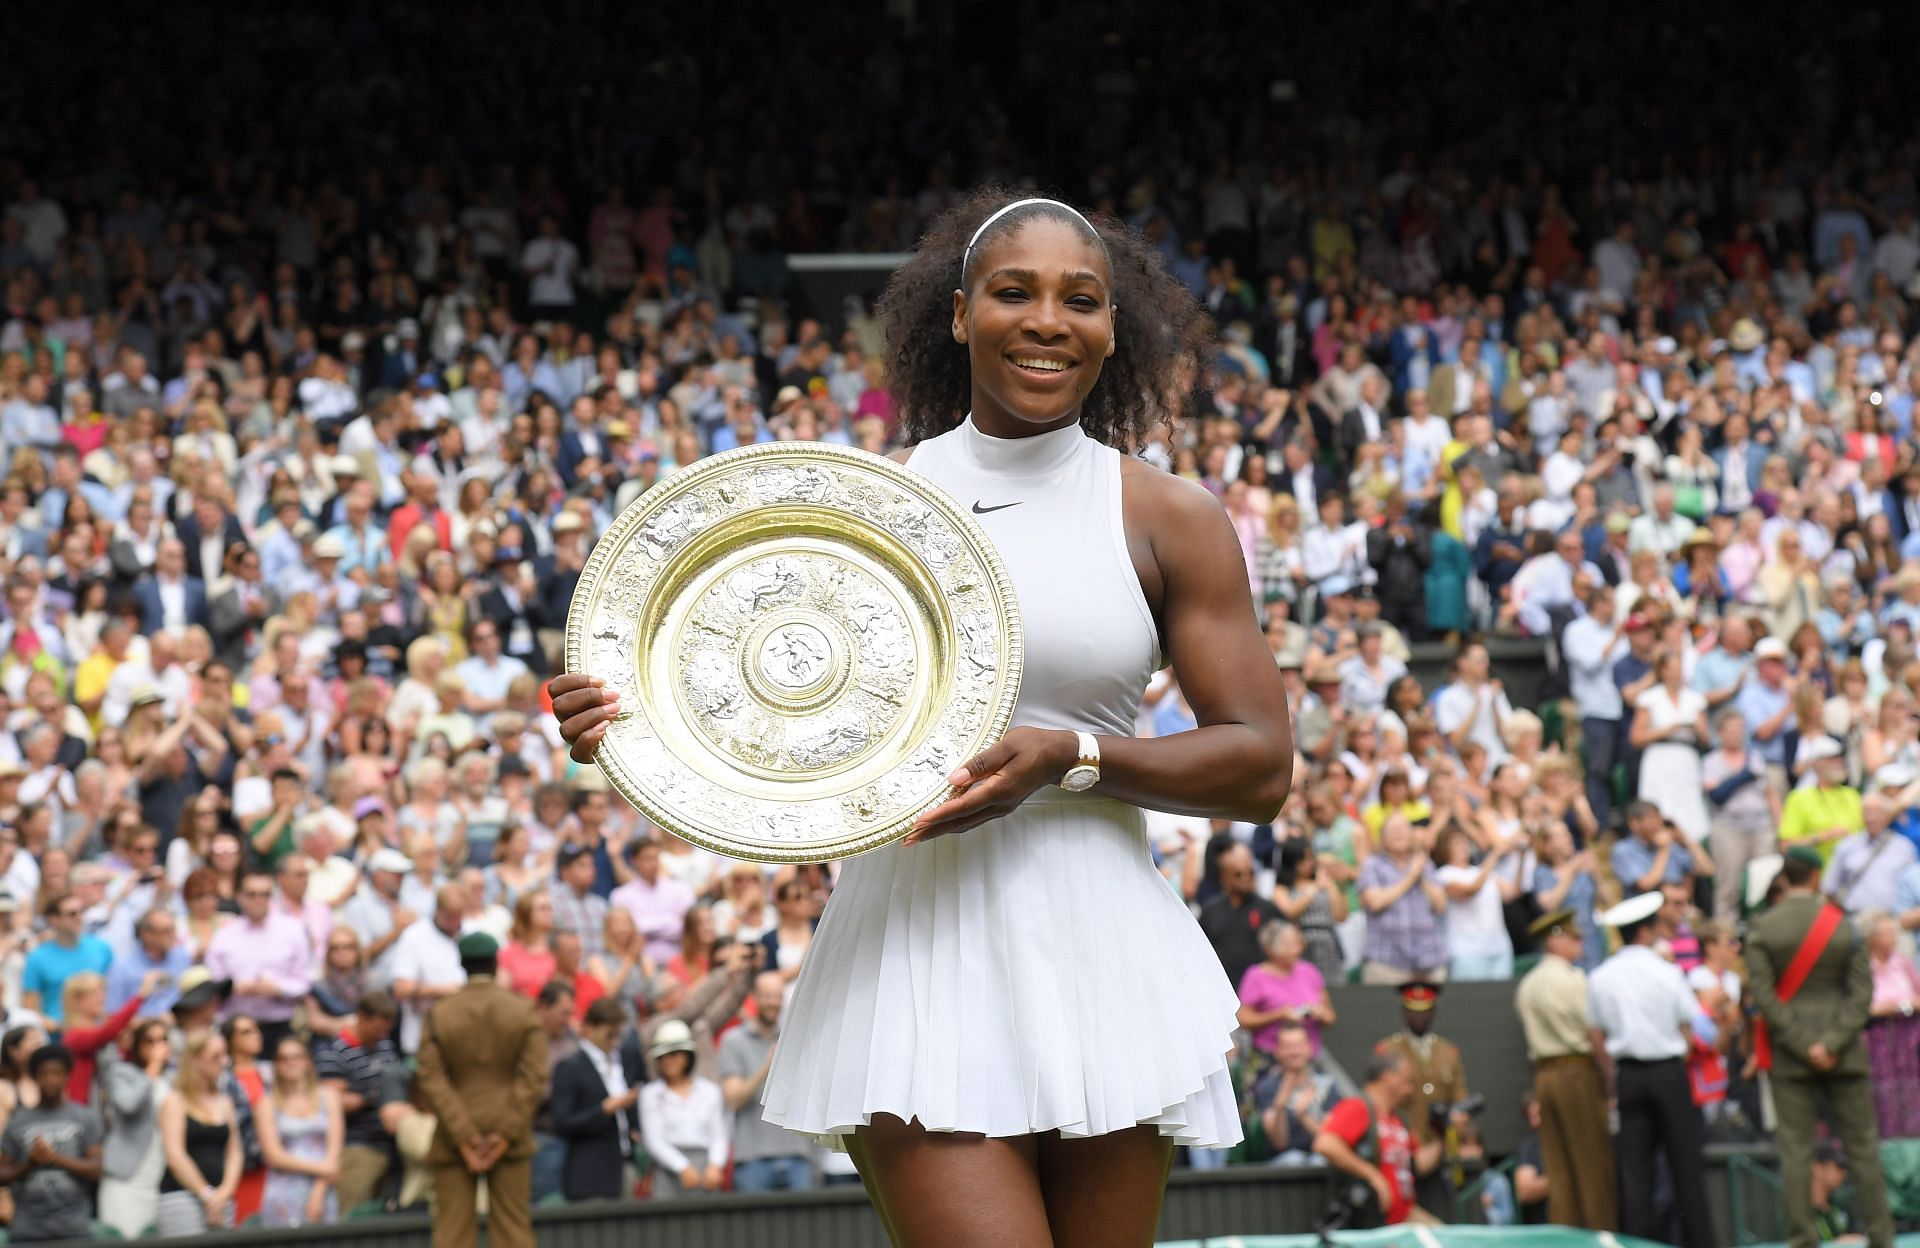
879;185;1215;450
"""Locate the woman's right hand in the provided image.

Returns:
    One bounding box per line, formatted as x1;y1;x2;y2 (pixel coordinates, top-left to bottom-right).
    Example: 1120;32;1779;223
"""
550;674;620;763
680;1165;702;1189
202;1191;227;1227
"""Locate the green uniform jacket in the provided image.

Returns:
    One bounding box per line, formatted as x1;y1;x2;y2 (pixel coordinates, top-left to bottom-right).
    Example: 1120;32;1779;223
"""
1747;893;1871;1079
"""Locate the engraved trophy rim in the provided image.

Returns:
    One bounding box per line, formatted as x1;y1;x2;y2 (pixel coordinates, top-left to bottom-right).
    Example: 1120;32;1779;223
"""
564;440;1024;864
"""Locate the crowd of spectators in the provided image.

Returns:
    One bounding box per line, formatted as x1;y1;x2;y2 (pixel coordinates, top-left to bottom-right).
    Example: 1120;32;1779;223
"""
0;0;1914;1241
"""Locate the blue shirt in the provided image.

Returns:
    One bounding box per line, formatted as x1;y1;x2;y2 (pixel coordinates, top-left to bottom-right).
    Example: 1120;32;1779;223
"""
1612;653;1653;704
1733;679;1792;765
1610;836;1694;892
104;942;194;1015
1692;648;1752;703
1561;616;1626;721
1814;607;1876;660
22;936;113;1024
1893;861;1920;917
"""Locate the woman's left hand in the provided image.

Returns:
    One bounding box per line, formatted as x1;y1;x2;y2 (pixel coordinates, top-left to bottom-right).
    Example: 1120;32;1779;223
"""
902;727;1074;846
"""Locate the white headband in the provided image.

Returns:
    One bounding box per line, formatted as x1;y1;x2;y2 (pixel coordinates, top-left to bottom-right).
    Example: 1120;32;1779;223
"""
961;197;1097;275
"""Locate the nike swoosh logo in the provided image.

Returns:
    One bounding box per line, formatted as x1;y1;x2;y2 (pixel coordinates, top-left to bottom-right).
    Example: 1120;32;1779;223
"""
972;501;1022;515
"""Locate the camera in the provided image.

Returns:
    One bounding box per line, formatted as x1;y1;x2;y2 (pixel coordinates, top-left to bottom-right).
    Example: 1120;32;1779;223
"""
1429;1092;1487;1132
1315;1179;1384;1238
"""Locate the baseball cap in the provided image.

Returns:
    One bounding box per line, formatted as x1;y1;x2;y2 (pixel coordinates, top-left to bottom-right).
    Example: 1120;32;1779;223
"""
1753;637;1789;661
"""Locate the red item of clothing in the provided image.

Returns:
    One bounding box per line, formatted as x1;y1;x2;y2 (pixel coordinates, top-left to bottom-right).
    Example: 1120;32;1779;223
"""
60;995;144;1103
386;503;453;562
233;1065;267;1224
1323;1096;1416;1226
500;941;557;999
663;954;709;990
62;420;108;458
569;971;606;1021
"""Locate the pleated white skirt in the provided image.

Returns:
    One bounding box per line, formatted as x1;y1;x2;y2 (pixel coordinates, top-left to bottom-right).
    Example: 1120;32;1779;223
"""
760;791;1243;1151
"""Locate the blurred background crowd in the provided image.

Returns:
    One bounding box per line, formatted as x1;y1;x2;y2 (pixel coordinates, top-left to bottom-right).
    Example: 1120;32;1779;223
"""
0;0;1912;1241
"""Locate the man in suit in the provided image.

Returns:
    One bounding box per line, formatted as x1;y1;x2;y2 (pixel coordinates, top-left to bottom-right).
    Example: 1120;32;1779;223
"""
207;544;280;671
1274;438;1339;526
1711;412;1770;513
133;537;208;636
1749;847;1892;1248
548;998;641;1201
173;494;247;584
415;933;547;1248
1425;336;1490;418
1338;373;1391;472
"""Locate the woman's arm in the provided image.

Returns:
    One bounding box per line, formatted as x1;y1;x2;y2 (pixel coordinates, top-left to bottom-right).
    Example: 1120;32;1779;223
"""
1271;884;1313;920
702;1081;731;1169
65;995;146;1057
906;471;1295;840
1324;877;1350;922
1628;705;1666;749
1443;851;1502;901
319;1086;345;1187
1535;865;1576;912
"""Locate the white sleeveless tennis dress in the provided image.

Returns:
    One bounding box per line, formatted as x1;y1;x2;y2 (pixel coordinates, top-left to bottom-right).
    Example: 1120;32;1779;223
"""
759;415;1242;1150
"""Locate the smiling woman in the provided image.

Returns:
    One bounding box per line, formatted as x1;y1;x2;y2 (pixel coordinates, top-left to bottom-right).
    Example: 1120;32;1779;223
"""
550;187;1293;1248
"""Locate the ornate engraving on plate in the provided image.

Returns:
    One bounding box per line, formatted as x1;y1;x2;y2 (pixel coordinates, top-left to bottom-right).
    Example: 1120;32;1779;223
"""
565;442;1022;863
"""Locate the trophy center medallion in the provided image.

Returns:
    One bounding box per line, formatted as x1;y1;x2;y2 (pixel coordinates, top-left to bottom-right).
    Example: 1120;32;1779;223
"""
758;621;834;694
740;610;852;712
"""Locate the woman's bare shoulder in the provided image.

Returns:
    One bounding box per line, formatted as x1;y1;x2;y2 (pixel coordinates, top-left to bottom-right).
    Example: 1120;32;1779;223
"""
1119;454;1228;526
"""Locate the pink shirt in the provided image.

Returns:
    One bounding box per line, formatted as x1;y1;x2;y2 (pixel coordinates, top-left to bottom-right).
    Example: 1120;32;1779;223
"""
610;873;696;965
1871;952;1920;1013
1237;959;1327;1055
206;910;313;1023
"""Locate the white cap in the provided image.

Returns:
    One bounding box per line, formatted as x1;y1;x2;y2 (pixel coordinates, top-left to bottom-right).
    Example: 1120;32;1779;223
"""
1746;854;1785;910
1753;637;1789;661
312;533;347;559
367;848;413;874
1875;763;1917;792
1598;891;1665;929
329;454;363;477
1803;736;1844;763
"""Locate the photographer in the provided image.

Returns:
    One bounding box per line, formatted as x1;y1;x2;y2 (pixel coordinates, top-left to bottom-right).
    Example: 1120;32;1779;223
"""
1312;1050;1443;1228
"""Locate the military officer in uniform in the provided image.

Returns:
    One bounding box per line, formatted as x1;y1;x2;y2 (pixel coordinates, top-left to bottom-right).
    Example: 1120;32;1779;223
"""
1373;982;1469;1216
1749;846;1892;1248
1513;908;1616;1230
1588;892;1714;1248
416;932;548;1248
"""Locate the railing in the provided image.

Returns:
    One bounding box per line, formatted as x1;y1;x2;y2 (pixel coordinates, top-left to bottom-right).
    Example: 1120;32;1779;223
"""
1722;1150;1786;1246
1453;1155;1517;1225
41;1144;1782;1248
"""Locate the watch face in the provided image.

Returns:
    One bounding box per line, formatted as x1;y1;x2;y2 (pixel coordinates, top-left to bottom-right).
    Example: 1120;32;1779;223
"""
1060;765;1098;792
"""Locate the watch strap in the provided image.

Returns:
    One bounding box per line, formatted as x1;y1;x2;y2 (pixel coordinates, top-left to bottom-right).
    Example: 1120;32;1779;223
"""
1073;731;1100;770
